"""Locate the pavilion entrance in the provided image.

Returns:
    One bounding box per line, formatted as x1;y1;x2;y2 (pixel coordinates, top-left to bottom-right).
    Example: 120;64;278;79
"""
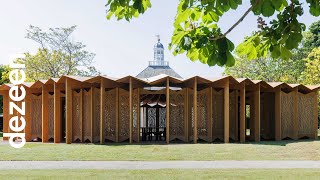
140;94;166;142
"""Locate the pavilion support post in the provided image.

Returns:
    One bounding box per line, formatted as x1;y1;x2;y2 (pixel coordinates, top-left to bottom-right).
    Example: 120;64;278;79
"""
184;88;189;142
314;92;318;140
293;87;298;140
42;85;49;143
80;89;83;142
90;87;94;142
275;87;281;141
54;83;61;143
25;91;32;142
254;84;260;142
116;87;119;143
235;90;239;141
166;77;170;144
137;88;140;143
129;77;133;144
3;94;9;141
66;78;73;144
193;77;198;144
224;78;230;143
100;79;106;144
208;87;213;142
240;82;246;143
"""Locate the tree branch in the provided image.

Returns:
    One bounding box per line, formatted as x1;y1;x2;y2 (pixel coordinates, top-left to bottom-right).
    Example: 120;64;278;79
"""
210;0;261;41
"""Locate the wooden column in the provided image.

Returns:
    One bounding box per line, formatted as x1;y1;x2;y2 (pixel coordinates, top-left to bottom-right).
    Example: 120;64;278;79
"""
208;87;213;142
275;87;281;141
314;92;318;140
25;91;32;142
129;77;133;144
3;94;9;141
80;89;83;142
240;82;246;143
293;87;298;140
42;85;49;143
254;84;260;142
184;88;189;142
54;83;61;143
224;78;230;143
193;77;198;144
66;78;73;144
137;88;140;143
100;79;106;144
90;87;94;142
115;87;119;143
166;77;170;144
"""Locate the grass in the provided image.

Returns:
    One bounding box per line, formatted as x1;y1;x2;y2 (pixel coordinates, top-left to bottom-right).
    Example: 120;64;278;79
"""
0;169;319;180
0;140;320;161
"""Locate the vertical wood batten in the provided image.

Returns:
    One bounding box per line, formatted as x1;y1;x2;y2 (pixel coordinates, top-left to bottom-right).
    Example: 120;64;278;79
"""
25;90;32;142
275;87;281;141
314;92;318;140
100;79;106;144
66;79;73;144
240;82;246;143
54;83;61;143
293;87;298;140
254;84;260;142
224;78;230;143
193;77;198;144
129;77;133;144
137;88;140;143
90;86;94;142
42;85;49;143
184;88;189;142
208;87;213;142
116;87;119;143
3;94;9;141
80;89;83;142
166;77;170;144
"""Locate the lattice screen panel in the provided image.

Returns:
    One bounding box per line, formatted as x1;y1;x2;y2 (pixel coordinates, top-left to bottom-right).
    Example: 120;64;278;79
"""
281;91;294;139
212;89;224;141
132;89;139;142
169;89;185;141
72;90;81;142
31;94;42;139
147;108;156;127
105;89;116;142
159;108;166;127
83;89;91;142
189;90;194;141
48;94;54;140
93;88;100;143
229;90;237;141
298;92;315;138
197;88;210;142
119;88;129;142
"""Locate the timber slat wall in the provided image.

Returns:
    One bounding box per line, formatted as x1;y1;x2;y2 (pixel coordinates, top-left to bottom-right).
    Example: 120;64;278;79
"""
0;75;318;144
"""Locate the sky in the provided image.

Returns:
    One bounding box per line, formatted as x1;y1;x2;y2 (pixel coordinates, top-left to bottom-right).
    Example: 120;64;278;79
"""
0;0;318;79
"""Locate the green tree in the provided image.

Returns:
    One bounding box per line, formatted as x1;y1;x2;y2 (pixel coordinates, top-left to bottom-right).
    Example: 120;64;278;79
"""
0;65;11;113
17;25;100;81
302;48;320;85
105;0;320;67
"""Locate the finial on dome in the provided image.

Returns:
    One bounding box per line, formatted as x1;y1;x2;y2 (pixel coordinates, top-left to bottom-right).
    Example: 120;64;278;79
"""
156;34;160;42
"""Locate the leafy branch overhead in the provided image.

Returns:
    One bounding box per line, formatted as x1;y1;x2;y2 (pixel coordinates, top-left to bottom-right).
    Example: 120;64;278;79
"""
105;0;320;67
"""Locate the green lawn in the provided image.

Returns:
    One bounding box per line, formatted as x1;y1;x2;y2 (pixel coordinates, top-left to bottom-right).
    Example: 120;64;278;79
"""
0;169;319;180
0;140;319;161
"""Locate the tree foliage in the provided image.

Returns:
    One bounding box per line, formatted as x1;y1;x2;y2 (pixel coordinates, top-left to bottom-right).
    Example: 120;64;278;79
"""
105;0;320;67
303;47;320;85
0;65;11;113
17;25;99;81
225;19;320;84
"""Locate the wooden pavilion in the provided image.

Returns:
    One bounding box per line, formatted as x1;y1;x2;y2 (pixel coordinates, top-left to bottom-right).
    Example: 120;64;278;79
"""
0;37;319;144
0;74;319;144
